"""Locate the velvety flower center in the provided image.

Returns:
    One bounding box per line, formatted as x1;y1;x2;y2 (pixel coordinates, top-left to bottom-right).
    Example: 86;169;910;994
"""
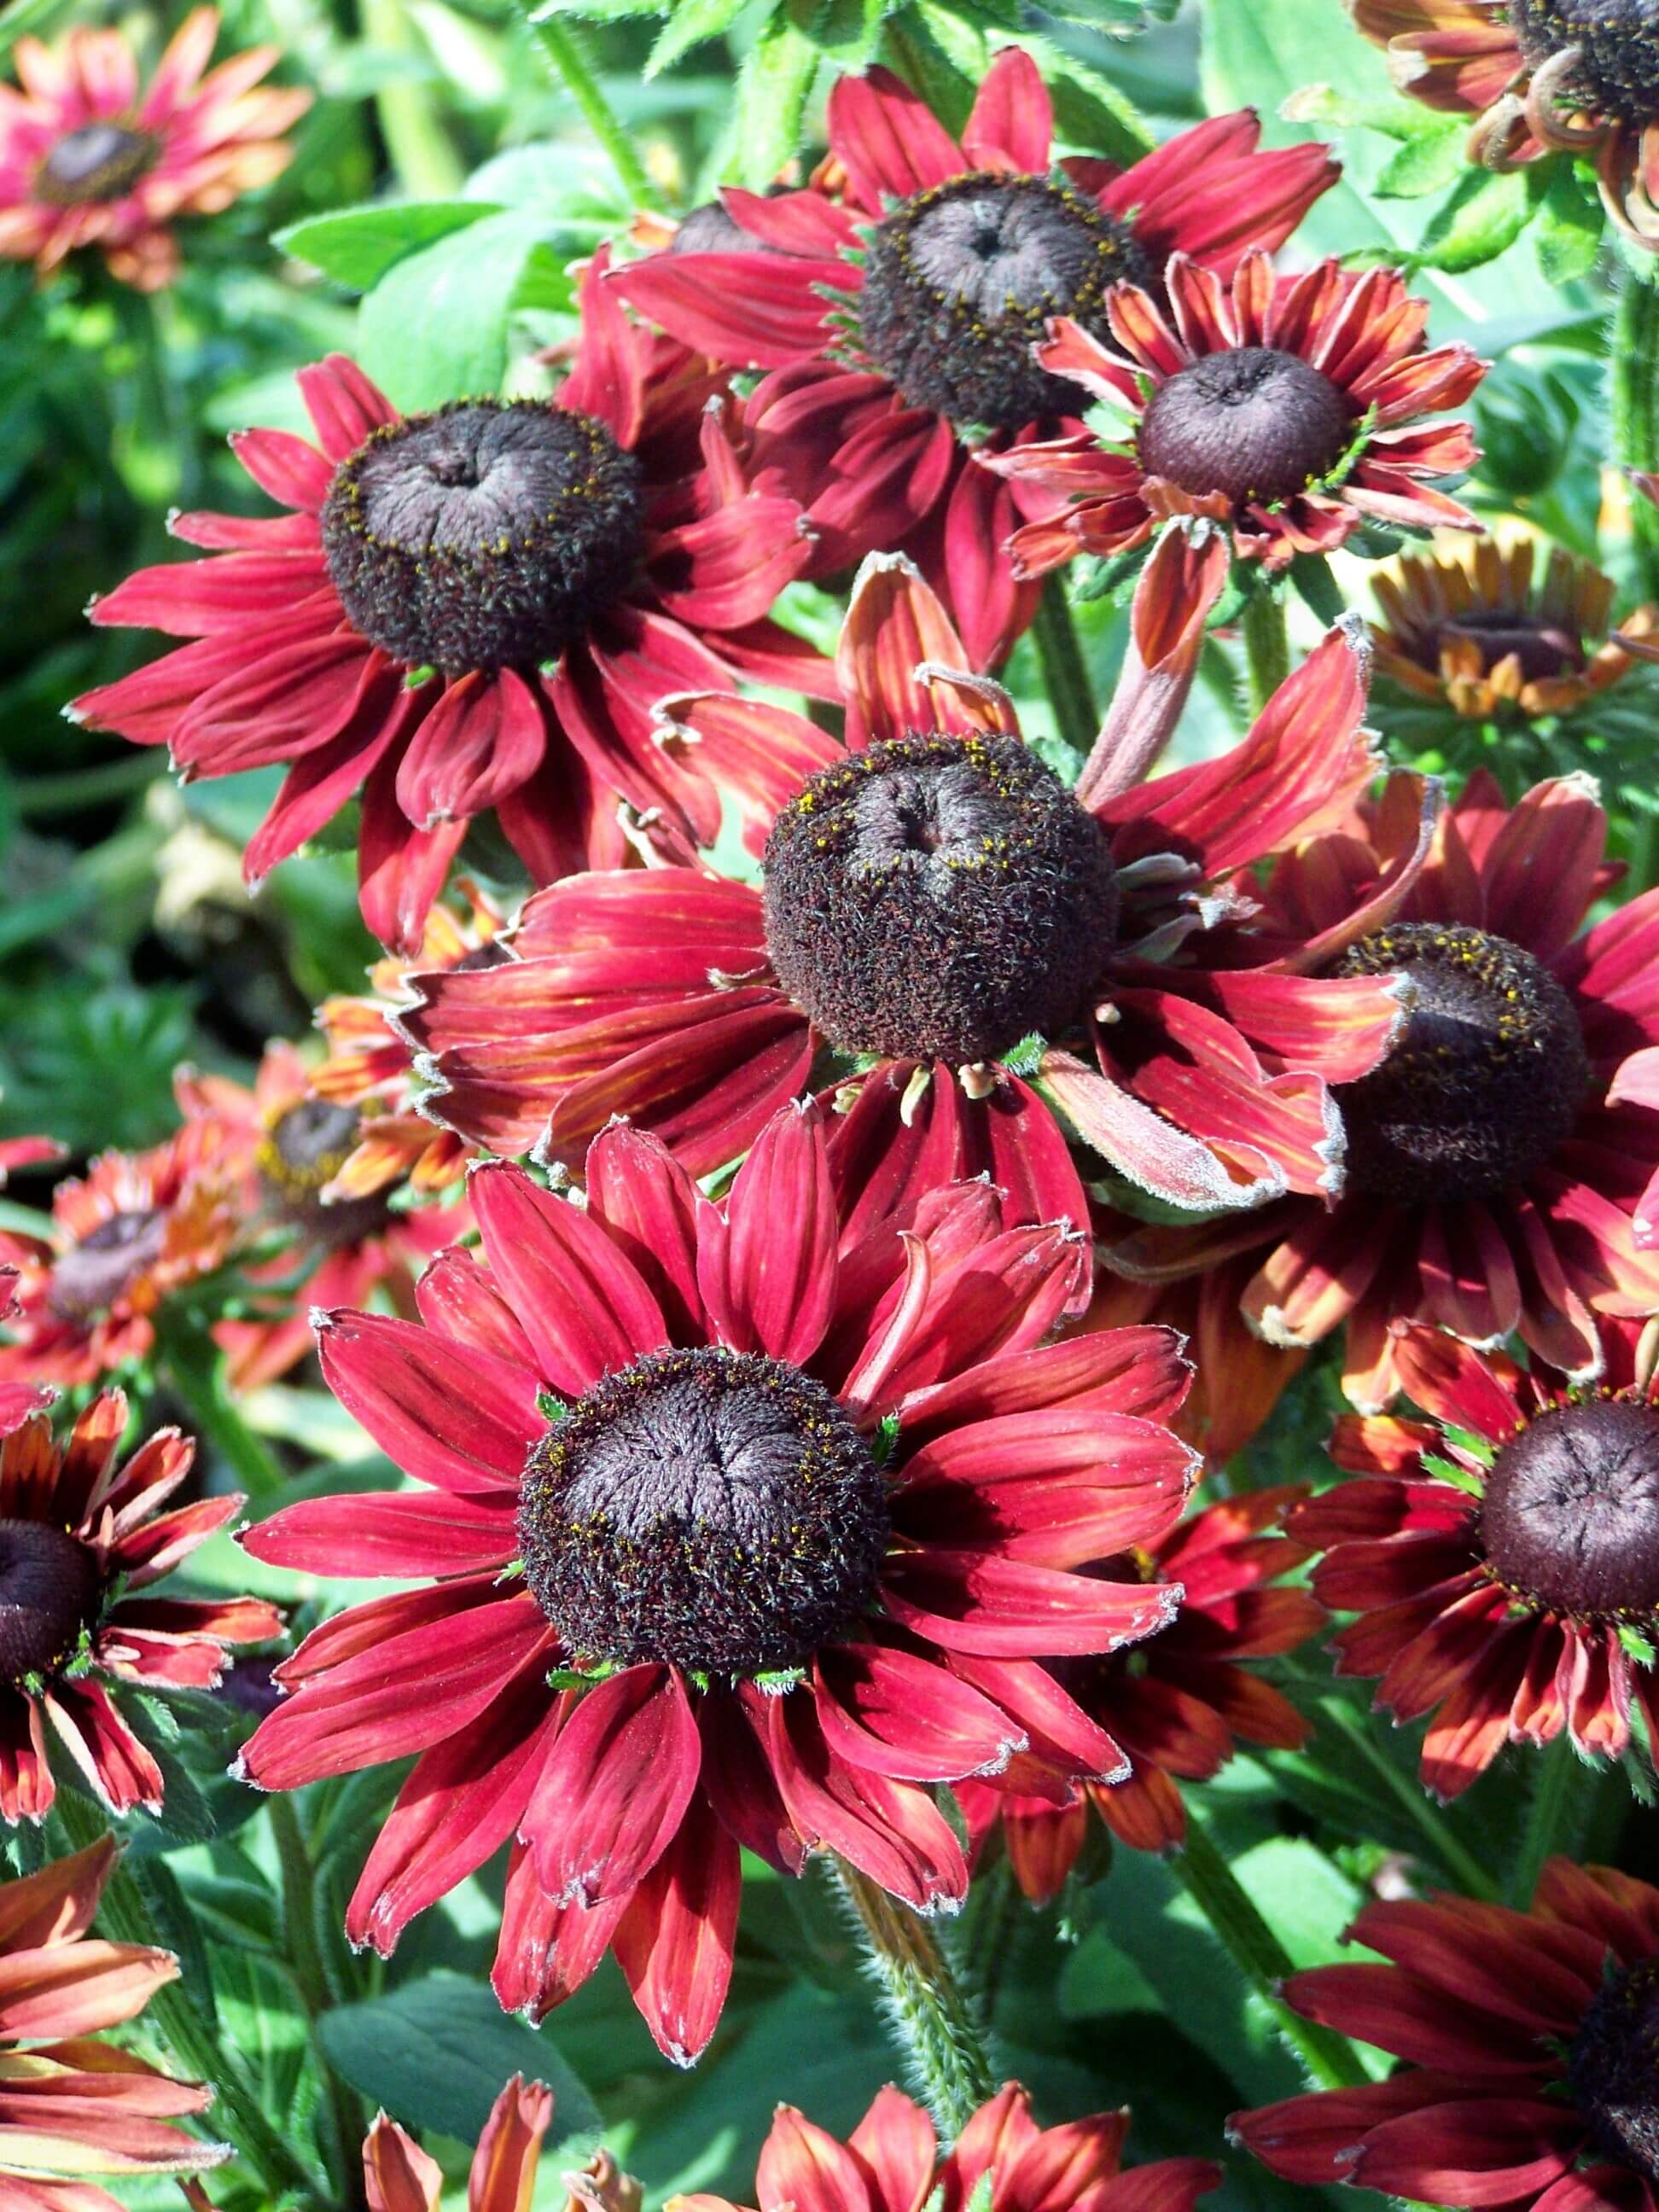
0;1520;102;1687
1441;611;1587;681
517;1345;890;1676
1138;346;1353;508
1567;1954;1659;2181
259;1099;390;1248
858;171;1153;431
320;402;645;676
1481;1399;1659;1620
1331;923;1591;1204
1511;0;1659;123
47;1208;166;1322
761;731;1119;1067
35;122;156;207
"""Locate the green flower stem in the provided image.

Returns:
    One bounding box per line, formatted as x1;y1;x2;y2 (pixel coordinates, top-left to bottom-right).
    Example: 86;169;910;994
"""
1032;578;1098;770
1240;585;1289;716
1173;1812;1370;2091
832;1859;996;2136
359;0;463;195
1310;1693;1502;1905
157;1317;286;1502
270;1796;366;2205
1510;1730;1586;1911
54;1791;324;2207
959;1855;1020;2026
12;751;164;818
1614;255;1659;602
518;8;661;210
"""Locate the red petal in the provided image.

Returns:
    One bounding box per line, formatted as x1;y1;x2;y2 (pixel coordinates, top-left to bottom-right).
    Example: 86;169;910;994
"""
311;1307;541;1497
521;1665;702;1906
612;1794;739;2066
697;1099;838;1364
393;669;548;828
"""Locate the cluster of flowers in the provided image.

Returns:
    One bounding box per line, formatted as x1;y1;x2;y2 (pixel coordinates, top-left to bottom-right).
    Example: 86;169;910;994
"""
13;2;1659;2207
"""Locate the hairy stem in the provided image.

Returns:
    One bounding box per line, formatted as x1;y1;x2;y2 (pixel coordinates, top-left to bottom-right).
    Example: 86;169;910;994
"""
1032;578;1098;769
270;1796;366;2206
1240;585;1289;716
1173;1812;1369;2092
519;9;661;210
1511;1730;1586;1911
1613;256;1659;602
832;1860;996;2136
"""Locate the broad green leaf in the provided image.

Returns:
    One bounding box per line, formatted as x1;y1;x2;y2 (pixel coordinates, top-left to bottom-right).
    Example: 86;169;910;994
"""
1535;158;1605;285
275;201;504;292
726;11;821;187
1416;166;1534;273
355;209;559;409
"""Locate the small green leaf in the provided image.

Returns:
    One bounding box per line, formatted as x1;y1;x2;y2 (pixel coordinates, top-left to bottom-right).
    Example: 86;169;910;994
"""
726;11;821;188
1534;159;1605;285
1374;124;1467;201
645;0;753;77
1415;166;1534;274
275;201;504;292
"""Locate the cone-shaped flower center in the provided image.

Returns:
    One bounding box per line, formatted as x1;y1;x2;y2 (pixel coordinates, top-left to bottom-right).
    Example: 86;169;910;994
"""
1482;1399;1659;1620
1512;0;1659;122
0;1521;101;1687
1138;346;1353;508
518;1346;890;1675
320;402;645;676
259;1098;390;1248
1332;923;1591;1203
859;171;1153;430
35;122;156;207
47;1208;166;1322
1568;1954;1659;2180
1441;611;1587;682
762;731;1119;1067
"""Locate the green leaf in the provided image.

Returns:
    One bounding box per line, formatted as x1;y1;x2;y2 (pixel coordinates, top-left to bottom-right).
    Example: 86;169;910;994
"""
1534;159;1605;285
274;201;504;292
726;11;821;188
355;210;559;409
317;1974;602;2147
1415;167;1534;274
1374;123;1467;201
645;0;754;78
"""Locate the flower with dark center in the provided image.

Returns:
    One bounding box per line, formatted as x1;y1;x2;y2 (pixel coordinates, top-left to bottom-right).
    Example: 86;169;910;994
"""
1107;769;1659;1414
1371;542;1659;725
988;251;1486;577
0;1391;280;1821
1331;922;1592;1205
1481;1398;1659;1619
0;9;310;290
320;403;645;677
239;1103;1197;2061
258;1097;393;1250
76;265;826;952
613;48;1338;666
402;556;1405;1250
45;1207;166;1322
1511;0;1659;119
520;1346;890;1674
1234;1856;1659;2212
761;732;1119;1067
858;172;1152;431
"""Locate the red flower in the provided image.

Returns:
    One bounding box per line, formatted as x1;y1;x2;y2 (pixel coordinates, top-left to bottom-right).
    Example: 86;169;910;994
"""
612;48;1336;666
672;2081;1218;2212
1291;1318;1659;1800
1232;1856;1659;2211
959;1487;1321;1894
236;1100;1198;2062
401;553;1406;1257
0;6;309;290
987;253;1486;579
0;1833;228;2204
1350;0;1659;249
71;255;828;951
0;1126;242;1388
1105;768;1659;1409
0;1391;280;1820
175;1042;468;1392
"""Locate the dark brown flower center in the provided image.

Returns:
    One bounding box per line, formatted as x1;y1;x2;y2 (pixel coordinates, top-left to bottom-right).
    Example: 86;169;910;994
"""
1481;1398;1659;1620
35;122;155;207
1441;611;1587;683
858;171;1153;431
259;1099;390;1249
518;1346;890;1676
320;402;644;676
1138;346;1353;509
0;1521;102;1688
1568;1955;1659;2181
47;1208;166;1322
1332;923;1591;1204
1512;0;1659;123
668;200;786;255
761;731;1119;1067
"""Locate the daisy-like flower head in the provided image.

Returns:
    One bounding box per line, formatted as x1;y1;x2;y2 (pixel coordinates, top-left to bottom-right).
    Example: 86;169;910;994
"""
312;879;509;1202
0;7;310;291
0;1391;279;1821
987;253;1487;578
401;552;1409;1258
1105;765;1659;1410
0;1125;241;1388
176;1042;469;1393
0;1832;229;2205
236;1099;1202;2063
1233;1855;1659;2210
70;255;828;952
1373;538;1659;723
670;2081;1219;2212
1350;0;1659;247
958;1486;1322;1896
611;48;1336;667
1289;1318;1659;1798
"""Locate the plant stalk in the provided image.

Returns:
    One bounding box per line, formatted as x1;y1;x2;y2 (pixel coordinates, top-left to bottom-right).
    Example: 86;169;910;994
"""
1511;1730;1586;1911
358;0;463;195
520;9;661;209
270;1796;366;2206
1240;585;1289;716
1310;1693;1502;1904
832;1860;996;2136
1032;577;1098;769
157;1317;285;1502
1613;255;1659;602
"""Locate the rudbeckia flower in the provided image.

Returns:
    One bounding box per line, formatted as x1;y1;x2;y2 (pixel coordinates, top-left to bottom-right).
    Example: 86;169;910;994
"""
236;1100;1199;2062
612;47;1336;666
